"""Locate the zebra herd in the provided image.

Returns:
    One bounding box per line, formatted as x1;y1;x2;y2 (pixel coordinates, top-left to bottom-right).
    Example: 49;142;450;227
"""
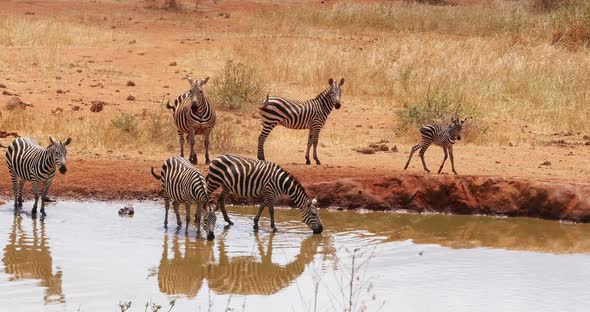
3;74;466;240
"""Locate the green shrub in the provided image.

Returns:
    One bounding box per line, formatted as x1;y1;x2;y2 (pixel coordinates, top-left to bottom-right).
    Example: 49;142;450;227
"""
398;87;468;130
111;114;137;133
210;59;265;111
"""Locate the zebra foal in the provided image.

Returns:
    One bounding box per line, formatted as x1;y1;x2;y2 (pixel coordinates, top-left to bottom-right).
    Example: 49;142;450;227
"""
404;117;467;174
206;154;323;234
5;137;72;216
258;78;344;165
166;74;216;165
151;157;216;240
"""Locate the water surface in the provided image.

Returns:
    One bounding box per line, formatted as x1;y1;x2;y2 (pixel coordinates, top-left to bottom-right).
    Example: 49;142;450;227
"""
0;201;589;312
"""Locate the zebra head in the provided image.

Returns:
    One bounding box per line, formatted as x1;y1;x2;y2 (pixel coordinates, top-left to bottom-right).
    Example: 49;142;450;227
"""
186;75;209;111
48;137;71;174
449;117;467;141
303;198;323;234
202;204;217;240
328;78;344;109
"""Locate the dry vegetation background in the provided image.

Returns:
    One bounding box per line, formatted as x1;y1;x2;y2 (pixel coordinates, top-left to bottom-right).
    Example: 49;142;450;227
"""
0;0;589;159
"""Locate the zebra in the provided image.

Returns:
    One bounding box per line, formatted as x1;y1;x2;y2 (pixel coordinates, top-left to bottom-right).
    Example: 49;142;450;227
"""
206;154;323;234
257;78;344;165
404;117;467;174
5;137;72;217
166;74;216;165
151;156;216;240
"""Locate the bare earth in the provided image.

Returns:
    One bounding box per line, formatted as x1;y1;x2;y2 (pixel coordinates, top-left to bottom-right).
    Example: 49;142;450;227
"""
0;0;589;221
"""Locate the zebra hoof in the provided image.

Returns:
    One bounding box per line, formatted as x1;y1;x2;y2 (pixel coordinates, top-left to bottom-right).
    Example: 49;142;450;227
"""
272;227;278;233
305;159;311;165
315;160;321;165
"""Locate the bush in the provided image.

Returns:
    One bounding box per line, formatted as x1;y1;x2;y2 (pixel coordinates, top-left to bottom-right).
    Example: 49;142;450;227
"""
210;59;265;111
111;114;137;133
397;87;469;130
550;1;590;48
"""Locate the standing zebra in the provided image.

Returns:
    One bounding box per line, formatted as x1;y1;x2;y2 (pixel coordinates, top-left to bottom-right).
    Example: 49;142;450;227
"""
258;78;344;165
166;74;216;165
404;118;467;174
206;154;323;234
151;156;216;240
5;137;72;216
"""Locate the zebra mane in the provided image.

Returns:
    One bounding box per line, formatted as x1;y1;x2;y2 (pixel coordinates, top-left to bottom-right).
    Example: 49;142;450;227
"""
314;88;331;101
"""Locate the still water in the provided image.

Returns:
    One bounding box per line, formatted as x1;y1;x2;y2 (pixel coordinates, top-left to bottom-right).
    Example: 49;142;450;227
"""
0;201;589;312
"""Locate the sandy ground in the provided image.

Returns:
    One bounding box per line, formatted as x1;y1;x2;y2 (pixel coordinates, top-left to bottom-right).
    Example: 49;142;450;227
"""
0;0;589;221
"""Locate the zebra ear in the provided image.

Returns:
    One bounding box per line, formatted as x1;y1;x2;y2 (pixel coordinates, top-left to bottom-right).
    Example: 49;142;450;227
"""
339;78;345;86
64;138;72;145
328;78;334;86
202;77;210;85
184;73;194;85
49;136;57;146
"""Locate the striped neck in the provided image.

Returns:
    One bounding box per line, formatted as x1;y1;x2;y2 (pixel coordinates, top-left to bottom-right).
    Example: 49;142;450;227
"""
41;147;58;172
278;170;309;209
314;88;335;110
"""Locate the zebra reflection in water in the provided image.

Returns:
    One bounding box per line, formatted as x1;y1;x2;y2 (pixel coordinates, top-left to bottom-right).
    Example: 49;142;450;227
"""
156;230;328;297
2;216;65;304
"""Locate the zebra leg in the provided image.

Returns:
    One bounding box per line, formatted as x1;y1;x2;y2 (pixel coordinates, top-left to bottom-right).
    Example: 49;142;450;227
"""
31;180;40;216
194;202;203;235
178;133;185;158
253;201;265;231
17;179;25;209
312;128;322;165
404;144;421;170
438;146;449;174
219;187;234;225
172;201;182;229
269;202;278;233
164;199;170;229
10;173;19;213
257;124;275;161
188;129;197;164
184;202;191;234
40;179;53;217
419;144;431;173
204;129;211;165
449;145;458;175
305;129;313;165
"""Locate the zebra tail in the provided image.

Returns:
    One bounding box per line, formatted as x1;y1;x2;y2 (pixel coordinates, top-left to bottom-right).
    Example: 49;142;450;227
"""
151;167;161;180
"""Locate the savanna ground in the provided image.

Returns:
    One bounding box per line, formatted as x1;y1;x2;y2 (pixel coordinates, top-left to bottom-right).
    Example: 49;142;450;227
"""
0;0;589;220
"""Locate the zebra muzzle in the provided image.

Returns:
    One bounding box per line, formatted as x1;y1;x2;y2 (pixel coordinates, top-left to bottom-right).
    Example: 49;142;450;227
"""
207;232;215;240
59;165;67;174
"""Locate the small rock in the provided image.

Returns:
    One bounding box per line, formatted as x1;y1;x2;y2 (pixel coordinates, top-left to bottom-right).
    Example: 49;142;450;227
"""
355;147;375;155
55;76;62;80
127;80;135;86
52;107;64;114
5;97;32;110
583;135;589;140
72;105;81;111
56;89;64;94
2;89;19;96
508;142;514;147
391;145;398;152
540;160;551;166
90;82;103;88
127;95;135;101
128;39;136;44
76;69;82;73
169;61;177;66
379;144;388;151
118;206;135;215
355;125;362;128
90;101;105;112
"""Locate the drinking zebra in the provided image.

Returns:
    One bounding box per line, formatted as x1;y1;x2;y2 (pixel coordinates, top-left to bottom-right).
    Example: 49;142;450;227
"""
257;78;344;165
166;74;216;165
151;156;216;240
5;137;72;216
404;118;467;174
206;154;323;234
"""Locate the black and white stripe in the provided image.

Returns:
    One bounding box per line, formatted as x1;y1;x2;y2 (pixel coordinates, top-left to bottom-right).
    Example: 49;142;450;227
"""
5;137;71;216
166;75;216;165
151;156;216;240
206;154;323;234
257;78;344;165
404;118;467;174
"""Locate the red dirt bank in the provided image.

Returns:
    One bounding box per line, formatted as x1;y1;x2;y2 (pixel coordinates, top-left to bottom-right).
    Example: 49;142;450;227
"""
0;159;588;223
